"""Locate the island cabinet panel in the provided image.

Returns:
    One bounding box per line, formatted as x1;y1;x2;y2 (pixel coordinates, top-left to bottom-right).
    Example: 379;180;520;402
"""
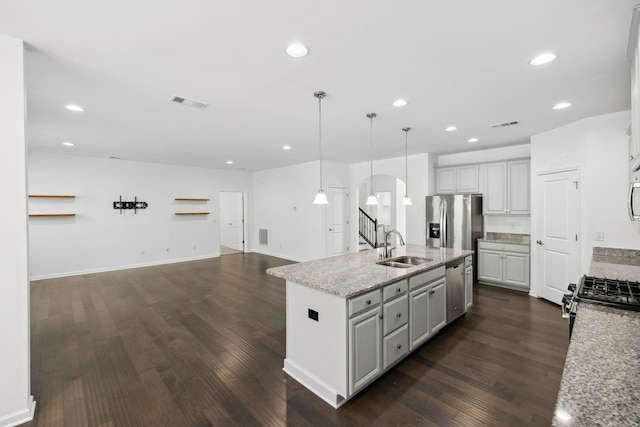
465;258;474;309
409;289;430;348
349;307;382;395
408;267;446;349
429;280;447;334
283;281;348;406
382;294;408;335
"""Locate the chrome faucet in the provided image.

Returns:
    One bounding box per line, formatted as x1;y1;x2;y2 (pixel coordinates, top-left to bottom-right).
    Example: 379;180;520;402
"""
384;230;405;258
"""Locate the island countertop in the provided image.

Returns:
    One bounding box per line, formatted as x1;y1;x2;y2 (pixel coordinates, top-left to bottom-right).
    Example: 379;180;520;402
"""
266;244;473;298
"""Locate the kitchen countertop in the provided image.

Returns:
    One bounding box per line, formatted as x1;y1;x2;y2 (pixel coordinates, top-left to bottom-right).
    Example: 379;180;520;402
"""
477;232;530;246
266;244;473;298
552;247;640;426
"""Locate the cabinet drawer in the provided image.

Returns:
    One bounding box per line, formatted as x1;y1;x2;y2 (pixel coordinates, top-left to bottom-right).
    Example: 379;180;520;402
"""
383;324;409;369
478;241;529;254
349;290;381;317
383;294;408;335
382;279;408;302
465;256;472;267
409;266;445;290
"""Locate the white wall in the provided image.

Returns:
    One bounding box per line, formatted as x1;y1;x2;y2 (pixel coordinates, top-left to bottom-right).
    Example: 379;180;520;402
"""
435;144;532;236
531;110;637;292
28;152;253;279
252;160;349;262
0;35;35;427
350;154;431;248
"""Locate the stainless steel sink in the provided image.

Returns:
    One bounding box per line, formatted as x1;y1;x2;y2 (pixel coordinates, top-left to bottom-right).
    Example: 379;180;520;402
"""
377;256;432;268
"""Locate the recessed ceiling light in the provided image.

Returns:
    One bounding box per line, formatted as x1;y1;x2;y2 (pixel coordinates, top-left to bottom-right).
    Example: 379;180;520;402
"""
226;160;233;165
445;126;457;132
529;53;557;66
285;43;309;58
62;141;75;147
467;138;479;143
553;102;572;110
392;99;408;107
282;145;292;150
65;104;84;112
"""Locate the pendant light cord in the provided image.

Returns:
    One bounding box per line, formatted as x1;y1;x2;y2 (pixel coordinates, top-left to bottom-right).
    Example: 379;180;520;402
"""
404;128;409;194
367;113;376;195
318;95;323;189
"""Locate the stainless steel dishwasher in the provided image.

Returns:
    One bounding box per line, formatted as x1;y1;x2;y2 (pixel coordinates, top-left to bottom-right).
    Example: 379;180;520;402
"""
446;258;466;323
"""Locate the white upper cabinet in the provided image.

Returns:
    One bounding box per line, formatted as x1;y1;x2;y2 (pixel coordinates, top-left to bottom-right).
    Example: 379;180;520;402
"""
436;165;479;194
484;160;530;215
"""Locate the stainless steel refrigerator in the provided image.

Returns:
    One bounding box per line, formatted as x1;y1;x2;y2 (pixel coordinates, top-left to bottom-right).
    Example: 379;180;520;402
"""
426;194;483;276
426;194;483;323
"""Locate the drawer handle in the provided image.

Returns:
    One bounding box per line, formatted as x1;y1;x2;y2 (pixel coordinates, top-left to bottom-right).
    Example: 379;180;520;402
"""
379;314;383;319
396;287;401;293
396;344;402;350
396;313;402;318
366;299;371;305
429;290;435;295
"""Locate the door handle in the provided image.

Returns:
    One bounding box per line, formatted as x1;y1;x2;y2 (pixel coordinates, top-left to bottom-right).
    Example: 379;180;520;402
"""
329;228;334;231
536;240;544;245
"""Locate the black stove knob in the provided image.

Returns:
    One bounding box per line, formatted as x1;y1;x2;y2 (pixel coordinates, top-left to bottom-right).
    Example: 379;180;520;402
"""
568;283;577;292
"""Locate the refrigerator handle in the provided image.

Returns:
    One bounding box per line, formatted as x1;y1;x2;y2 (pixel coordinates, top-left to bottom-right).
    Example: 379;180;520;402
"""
440;200;447;248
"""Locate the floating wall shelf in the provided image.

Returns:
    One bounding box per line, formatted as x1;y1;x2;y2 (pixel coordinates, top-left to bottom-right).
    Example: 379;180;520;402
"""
29;213;76;217
29;195;75;199
175;198;210;201
175;212;210;215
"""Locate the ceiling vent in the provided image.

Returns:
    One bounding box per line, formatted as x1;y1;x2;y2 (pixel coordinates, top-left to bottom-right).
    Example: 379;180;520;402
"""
490;120;519;128
169;95;209;109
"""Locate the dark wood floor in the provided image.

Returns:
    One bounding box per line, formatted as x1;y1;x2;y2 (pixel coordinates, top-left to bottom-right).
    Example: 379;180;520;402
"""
26;253;569;427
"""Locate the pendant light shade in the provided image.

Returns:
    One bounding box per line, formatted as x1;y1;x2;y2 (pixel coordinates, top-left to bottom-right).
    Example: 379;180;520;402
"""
401;127;412;206
312;91;329;205
365;113;378;206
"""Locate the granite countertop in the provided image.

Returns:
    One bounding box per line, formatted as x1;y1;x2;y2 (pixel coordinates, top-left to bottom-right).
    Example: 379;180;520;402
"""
552;247;640;426
477;232;530;246
266;244;473;298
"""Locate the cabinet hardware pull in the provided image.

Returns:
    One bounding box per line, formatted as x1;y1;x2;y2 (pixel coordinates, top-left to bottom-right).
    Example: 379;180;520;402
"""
396;344;402;349
396;313;401;318
429;290;435;295
366;299;371;305
379;314;383;319
396;288;401;293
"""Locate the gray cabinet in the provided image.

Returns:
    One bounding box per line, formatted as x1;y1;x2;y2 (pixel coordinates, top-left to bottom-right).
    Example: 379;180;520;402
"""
484;160;530;215
464;256;473;309
348;295;381;395
408;266;446;349
436;165;479;194
478;241;530;291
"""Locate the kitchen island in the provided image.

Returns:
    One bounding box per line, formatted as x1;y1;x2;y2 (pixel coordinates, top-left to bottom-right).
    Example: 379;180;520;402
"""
267;245;473;407
552;248;640;426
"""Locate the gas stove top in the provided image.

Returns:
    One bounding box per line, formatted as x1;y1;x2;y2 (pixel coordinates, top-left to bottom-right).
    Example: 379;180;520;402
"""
573;275;640;311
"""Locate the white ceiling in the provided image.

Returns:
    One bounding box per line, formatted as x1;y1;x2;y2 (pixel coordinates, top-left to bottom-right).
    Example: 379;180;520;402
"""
1;1;637;171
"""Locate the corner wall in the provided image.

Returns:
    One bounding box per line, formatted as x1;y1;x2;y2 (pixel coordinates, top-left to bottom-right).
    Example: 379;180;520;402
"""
252;160;349;262
0;35;35;427
28;152;253;279
531;110;637;294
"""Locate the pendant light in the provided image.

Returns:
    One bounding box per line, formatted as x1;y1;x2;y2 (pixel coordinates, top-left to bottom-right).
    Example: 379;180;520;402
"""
312;91;329;205
365;113;378;206
401;127;413;206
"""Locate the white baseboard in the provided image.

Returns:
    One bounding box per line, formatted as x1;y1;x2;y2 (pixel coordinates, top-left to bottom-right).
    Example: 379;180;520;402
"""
283;359;346;408
29;254;220;281
253;248;303;263
0;396;35;427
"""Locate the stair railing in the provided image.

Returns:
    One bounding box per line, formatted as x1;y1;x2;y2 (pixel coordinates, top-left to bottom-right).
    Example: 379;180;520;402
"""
359;208;378;248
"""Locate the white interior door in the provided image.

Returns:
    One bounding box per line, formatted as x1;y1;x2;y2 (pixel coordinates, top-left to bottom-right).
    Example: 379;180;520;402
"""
535;169;580;304
220;192;244;252
327;187;349;257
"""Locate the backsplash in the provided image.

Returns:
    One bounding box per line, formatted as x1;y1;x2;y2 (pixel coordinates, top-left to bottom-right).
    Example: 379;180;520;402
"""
484;232;531;245
592;247;640;266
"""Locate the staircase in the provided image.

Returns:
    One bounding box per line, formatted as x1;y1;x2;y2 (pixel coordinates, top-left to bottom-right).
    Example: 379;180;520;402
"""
359;208;386;249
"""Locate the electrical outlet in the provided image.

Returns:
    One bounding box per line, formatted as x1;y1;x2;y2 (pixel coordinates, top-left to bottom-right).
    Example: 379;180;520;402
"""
595;232;605;241
140;250;145;255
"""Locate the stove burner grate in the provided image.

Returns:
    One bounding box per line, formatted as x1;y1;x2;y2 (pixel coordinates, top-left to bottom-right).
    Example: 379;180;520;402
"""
577;276;640;308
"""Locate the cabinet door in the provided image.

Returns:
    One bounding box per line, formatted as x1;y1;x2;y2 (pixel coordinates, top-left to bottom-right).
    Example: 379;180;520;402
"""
507;160;530;214
436;168;457;193
465;265;473;309
456;165;479;193
478;249;503;282
484;162;507;214
349;308;382;395
428;280;446;334
409;288;429;349
502;252;530;289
